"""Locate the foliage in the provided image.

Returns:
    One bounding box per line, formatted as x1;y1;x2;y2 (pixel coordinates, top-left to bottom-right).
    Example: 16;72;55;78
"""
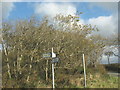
2;14;107;88
103;63;120;73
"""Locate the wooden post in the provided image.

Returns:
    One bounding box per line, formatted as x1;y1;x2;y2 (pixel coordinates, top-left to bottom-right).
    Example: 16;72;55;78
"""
83;54;86;88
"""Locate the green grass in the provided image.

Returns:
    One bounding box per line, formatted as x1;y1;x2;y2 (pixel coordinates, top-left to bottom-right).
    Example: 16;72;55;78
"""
80;74;118;88
27;65;119;88
37;73;118;88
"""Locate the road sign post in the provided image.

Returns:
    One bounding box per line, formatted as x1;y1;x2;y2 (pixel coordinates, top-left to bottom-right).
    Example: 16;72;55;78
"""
52;63;55;88
42;47;57;89
52;47;56;89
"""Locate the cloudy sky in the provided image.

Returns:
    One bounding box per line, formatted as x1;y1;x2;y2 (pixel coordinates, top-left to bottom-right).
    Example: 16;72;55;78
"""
1;1;119;64
1;1;118;37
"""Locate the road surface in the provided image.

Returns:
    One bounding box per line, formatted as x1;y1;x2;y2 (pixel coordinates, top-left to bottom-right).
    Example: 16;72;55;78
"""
108;72;120;77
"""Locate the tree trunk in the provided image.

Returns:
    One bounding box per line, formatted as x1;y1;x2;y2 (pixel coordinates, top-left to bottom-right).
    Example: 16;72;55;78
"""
17;54;22;74
19;54;23;74
46;60;48;81
27;55;33;82
107;56;110;64
2;38;11;79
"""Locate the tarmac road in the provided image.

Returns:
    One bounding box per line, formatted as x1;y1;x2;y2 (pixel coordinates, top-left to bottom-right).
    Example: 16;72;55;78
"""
108;72;120;77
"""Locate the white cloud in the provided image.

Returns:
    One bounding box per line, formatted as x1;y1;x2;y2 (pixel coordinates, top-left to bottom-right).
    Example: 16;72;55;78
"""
2;0;119;2
2;2;15;19
34;2;118;37
89;2;118;13
0;2;14;28
87;15;118;37
2;0;22;2
1;2;118;38
87;2;118;37
34;3;76;17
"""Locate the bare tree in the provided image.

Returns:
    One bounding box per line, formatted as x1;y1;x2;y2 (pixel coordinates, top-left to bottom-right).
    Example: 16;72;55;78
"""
104;51;113;64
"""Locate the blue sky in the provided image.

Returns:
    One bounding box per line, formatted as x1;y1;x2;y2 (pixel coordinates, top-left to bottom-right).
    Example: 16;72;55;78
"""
1;2;118;38
8;2;35;20
75;2;112;20
6;2;113;20
2;2;118;37
1;2;118;43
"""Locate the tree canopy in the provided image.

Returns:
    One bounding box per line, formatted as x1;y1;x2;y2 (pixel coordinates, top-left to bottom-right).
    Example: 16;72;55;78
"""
2;14;109;88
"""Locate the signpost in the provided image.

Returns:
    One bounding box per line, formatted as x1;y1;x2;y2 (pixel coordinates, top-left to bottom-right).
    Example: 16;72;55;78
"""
52;63;55;89
52;47;56;89
42;47;57;89
42;48;87;88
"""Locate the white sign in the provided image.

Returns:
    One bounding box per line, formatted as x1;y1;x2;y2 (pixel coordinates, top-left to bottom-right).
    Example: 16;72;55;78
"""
43;53;51;58
52;48;56;58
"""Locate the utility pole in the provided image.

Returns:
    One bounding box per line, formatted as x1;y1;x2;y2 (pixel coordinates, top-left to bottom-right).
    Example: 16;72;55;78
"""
83;54;86;88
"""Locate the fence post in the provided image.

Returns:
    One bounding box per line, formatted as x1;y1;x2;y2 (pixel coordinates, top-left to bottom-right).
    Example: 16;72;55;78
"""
83;54;86;88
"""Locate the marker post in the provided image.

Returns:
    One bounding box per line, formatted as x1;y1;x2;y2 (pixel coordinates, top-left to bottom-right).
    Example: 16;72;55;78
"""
83;54;86;88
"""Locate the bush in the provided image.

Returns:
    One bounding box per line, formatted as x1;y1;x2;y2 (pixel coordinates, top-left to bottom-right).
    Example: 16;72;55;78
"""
96;64;106;74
